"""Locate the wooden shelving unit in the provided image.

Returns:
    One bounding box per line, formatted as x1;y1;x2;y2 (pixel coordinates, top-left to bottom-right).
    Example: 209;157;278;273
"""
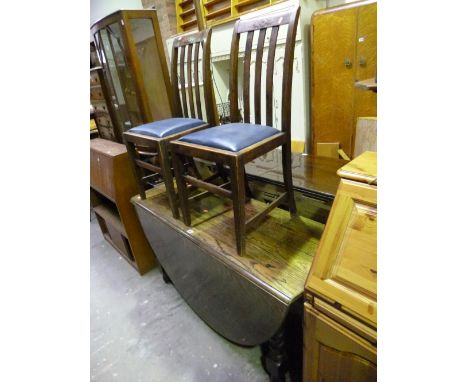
176;0;284;32
90;138;157;275
176;0;199;33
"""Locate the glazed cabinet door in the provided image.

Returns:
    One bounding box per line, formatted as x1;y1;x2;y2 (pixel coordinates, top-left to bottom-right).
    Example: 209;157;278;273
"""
303;303;376;382
307;179;377;326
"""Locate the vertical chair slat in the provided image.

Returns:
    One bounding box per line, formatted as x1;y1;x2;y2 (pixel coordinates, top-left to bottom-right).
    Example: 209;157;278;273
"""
266;26;279;127
229;25;241;123
187;44;195;118
243;31;254;124
203;30;217;126
179;46;188;117
281;9;300;135
193;42;203;120
254;28;266;125
171;46;183;117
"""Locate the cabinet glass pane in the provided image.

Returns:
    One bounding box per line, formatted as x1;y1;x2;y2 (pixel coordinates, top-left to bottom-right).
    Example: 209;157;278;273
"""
129;18;171;121
98;24;142;129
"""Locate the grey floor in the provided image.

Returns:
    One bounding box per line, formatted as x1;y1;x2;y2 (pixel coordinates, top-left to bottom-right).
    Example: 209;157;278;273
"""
91;215;270;382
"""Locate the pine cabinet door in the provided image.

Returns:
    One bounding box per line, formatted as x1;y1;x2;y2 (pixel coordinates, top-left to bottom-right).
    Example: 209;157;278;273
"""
303;303;377;382
306;179;377;326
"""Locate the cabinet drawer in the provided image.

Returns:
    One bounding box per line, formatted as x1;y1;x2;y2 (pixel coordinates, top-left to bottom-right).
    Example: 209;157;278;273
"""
90;87;104;101
313;297;376;344
90;71;100;86
90;150;115;201
306;178;377;326
303;303;376;382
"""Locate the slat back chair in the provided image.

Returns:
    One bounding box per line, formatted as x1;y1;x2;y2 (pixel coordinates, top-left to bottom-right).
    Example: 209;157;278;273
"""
123;28;218;219
171;5;300;255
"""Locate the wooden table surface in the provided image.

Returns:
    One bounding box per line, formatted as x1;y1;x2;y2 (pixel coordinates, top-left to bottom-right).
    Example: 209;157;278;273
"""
137;184;324;304
246;150;347;199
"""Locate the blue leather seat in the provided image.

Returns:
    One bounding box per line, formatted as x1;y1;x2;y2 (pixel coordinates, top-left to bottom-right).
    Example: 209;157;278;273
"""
178;123;279;152
128;118;205;138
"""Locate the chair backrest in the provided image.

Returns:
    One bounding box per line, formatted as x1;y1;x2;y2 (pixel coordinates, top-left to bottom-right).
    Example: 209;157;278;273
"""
228;5;300;135
171;28;218;127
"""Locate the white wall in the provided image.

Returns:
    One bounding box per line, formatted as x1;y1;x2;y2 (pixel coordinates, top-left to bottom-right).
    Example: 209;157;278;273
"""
90;0;143;27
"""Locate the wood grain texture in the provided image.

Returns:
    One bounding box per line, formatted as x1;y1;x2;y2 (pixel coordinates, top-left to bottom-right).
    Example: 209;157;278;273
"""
135;182;324;302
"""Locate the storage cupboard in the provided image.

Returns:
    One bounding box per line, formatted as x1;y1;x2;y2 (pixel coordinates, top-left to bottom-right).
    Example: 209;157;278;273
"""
303;151;377;382
91;10;174;136
90;138;157;275
311;0;377;159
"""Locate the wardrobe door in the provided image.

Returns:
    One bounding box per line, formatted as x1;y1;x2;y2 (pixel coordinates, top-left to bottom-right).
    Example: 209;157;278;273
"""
312;8;357;157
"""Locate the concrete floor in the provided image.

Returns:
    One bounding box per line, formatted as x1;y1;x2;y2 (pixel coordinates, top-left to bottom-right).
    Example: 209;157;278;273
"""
91;215;271;382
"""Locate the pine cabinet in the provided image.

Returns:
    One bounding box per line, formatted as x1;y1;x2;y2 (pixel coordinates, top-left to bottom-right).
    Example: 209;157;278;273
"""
311;0;377;159
303;151;377;382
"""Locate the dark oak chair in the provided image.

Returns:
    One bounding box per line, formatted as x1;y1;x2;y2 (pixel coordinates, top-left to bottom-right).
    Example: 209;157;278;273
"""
123;28;217;219
171;5;300;255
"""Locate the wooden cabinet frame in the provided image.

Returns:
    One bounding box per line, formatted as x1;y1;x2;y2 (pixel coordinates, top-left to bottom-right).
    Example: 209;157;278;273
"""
91;10;174;131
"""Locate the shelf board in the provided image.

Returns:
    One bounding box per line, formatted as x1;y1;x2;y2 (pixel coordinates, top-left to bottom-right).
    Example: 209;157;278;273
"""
235;0;268;9
181;18;198;29
180;7;195;18
179;0;194;8
205;5;231;20
93;204;127;237
204;0;229;8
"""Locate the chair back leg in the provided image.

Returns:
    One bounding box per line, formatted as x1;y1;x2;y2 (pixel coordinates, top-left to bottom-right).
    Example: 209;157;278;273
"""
231;159;247;256
281;143;297;216
173;152;192;226
159;141;180;219
125;139;147;200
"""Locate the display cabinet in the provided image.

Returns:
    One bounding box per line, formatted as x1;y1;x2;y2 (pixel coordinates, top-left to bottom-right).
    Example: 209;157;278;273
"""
91;10;174;137
303;151;377;382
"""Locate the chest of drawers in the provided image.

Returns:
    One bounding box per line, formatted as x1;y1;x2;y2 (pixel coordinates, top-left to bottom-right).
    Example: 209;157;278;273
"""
90;67;121;142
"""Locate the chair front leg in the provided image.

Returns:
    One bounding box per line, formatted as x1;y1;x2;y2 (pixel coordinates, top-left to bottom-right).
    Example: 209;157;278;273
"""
124;139;147;200
172;149;192;226
159;140;179;219
281;142;297;216
230;158;246;256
